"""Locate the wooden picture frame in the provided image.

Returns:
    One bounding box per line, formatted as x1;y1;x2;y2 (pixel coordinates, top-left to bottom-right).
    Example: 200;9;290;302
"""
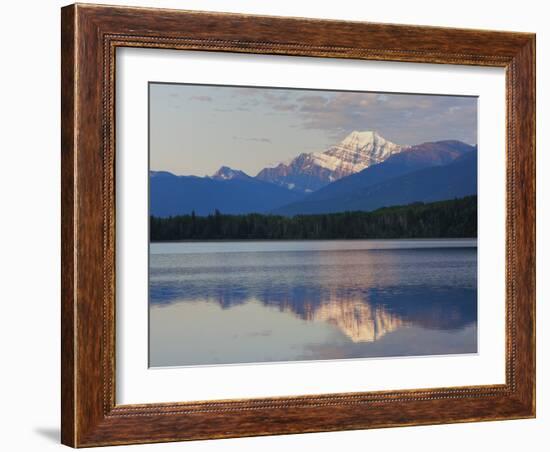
61;3;535;447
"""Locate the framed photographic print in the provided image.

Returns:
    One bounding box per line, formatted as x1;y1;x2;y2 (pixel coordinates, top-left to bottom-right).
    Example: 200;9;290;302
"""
61;3;536;447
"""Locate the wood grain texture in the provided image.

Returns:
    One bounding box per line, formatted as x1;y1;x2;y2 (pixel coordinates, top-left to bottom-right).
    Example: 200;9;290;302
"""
60;3;536;447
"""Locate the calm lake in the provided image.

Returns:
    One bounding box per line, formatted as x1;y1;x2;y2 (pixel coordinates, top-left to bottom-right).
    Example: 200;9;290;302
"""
149;239;477;367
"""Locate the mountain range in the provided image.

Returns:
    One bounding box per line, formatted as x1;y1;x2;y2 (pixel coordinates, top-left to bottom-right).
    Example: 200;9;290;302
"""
150;131;477;217
256;131;402;193
149;170;303;217
273;140;476;215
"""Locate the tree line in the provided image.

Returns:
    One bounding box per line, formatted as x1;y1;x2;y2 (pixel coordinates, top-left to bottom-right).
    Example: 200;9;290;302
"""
150;195;477;241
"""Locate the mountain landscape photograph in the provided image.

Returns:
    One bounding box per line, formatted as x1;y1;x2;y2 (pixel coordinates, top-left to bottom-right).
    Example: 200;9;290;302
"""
148;82;478;367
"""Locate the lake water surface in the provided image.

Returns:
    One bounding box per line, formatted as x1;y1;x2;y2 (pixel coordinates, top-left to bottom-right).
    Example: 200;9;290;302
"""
149;239;477;367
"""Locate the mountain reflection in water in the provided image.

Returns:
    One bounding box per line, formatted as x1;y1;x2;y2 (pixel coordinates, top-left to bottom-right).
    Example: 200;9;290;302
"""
149;240;477;366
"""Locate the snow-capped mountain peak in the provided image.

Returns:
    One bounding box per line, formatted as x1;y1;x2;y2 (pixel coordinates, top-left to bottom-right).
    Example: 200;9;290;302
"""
256;130;403;193
312;130;402;173
211;166;250;181
341;130;378;147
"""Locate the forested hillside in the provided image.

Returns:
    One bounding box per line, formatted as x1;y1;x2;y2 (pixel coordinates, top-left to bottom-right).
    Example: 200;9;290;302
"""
150;196;477;241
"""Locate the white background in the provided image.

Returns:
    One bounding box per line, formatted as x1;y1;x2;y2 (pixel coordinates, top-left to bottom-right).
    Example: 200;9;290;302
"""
0;0;546;451
117;49;505;404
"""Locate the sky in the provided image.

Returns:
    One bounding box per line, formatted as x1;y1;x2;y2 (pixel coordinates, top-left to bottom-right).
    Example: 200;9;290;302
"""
149;83;477;177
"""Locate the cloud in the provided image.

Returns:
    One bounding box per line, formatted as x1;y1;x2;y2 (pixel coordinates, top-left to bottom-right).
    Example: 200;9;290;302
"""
189;95;212;102
292;91;477;145
232;135;272;143
272;103;297;112
244;90;298;112
176;84;477;146
298;95;330;112
231;88;261;97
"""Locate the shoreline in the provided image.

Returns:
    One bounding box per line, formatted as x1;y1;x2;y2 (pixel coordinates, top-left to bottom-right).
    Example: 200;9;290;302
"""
150;237;478;244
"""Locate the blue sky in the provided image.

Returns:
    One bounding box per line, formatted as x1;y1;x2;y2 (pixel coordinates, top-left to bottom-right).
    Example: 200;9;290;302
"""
149;83;477;176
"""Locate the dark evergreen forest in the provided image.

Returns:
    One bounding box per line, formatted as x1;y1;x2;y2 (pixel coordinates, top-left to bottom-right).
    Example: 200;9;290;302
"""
150;195;477;241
